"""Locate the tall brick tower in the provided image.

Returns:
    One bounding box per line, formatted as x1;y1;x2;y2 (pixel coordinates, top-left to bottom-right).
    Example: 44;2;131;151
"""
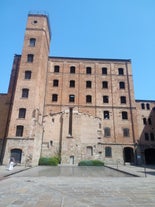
3;13;51;165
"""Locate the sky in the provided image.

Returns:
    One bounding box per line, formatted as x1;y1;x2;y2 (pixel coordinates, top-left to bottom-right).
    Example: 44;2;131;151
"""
0;0;155;100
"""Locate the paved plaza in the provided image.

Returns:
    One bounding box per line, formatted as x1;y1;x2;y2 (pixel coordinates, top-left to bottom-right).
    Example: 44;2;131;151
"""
0;165;155;207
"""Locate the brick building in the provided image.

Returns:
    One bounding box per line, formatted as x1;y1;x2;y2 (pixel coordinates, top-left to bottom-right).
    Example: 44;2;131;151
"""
0;13;155;166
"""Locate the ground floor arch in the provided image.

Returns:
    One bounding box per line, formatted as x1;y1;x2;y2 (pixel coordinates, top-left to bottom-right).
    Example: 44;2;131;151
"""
123;147;134;163
145;148;155;164
11;148;22;163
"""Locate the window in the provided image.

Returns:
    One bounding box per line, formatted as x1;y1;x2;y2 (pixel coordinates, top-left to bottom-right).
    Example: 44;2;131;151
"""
29;38;36;47
54;65;60;73
86;95;92;103
52;94;58;102
22;88;29;98
104;127;111;137
102;67;107;75
70;80;75;88
119;82;125;89
16;125;24;137
86;67;91;74
86;81;92;88
146;103;150;110
118;68;124;75
25;71;31;79
105;147;112;157
18;108;26;118
70;66;75;73
143;118;147;125
150;133;155;141
103;111;110;119
86;146;93;156
120;96;126;104
53;79;59;87
141;103;145;109
103;96;109;103
145;133;149;141
122;111;128;120
123;128;130;137
102;81;108;89
148;118;152;125
27;54;34;62
69;95;75;102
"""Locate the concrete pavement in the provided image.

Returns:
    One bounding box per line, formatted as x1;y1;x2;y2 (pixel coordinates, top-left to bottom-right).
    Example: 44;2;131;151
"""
0;165;155;207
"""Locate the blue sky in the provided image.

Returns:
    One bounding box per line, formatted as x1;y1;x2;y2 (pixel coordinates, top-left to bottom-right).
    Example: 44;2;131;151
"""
0;0;155;100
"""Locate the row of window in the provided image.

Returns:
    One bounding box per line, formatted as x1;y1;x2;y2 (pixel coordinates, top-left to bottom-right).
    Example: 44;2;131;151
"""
53;79;126;89
143;117;152;125
87;146;112;157
104;127;130;137
144;132;155;141
53;65;125;75
52;94;128;105
141;103;150;110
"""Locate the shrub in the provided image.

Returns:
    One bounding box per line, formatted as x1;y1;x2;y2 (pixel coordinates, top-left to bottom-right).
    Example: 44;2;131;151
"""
78;160;104;166
39;156;60;166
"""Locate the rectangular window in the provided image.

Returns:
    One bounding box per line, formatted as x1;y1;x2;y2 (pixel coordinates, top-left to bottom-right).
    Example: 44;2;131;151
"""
86;95;92;103
118;68;124;75
69;95;75;102
86;67;92;74
29;38;36;47
86;81;92;88
86;146;93;156
102;81;108;89
148;118;152;125
16;125;24;137
123;128;130;137
104;127;111;137
54;65;60;73
120;96;126;104
22;88;29;98
103;111;110;119
53;79;59;87
70;66;75;73
103;96;109;103
25;71;31;79
145;133;149;141
150;133;155;141
143;118;147;125
52;94;58;102
119;82;125;89
27;54;34;62
19;108;26;118
122;111;128;120
70;80;75;88
141;103;145;109
102;67;107;75
105;147;112;157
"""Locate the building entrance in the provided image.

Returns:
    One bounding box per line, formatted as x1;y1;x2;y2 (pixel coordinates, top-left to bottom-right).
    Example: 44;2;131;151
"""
145;148;155;164
11;148;22;163
123;147;134;163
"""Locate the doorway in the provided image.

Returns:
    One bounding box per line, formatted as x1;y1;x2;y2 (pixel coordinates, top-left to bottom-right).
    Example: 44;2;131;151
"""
11;148;22;163
70;156;74;165
123;147;134;163
145;148;155;164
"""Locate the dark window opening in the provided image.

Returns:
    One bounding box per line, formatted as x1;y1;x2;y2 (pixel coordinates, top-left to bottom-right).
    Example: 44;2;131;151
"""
118;68;124;75
102;67;107;75
16;125;24;137
54;65;60;73
104;111;110;119
86;67;92;74
70;66;75;73
146;103;150;110
141;103;145;109
122;111;128;120
120;96;126;104
119;81;125;89
22;88;29;98
53;79;59;87
27;54;34;62
102;81;108;89
105;147;112;157
70;80;75;88
69;95;75;102
143;118;147;125
25;71;31;79
52;94;58;102
86;95;92;103
103;96;109;103
123;128;130;137
86;81;92;88
150;133;155;141
148;118;152;125
19;108;26;118
145;133;149;141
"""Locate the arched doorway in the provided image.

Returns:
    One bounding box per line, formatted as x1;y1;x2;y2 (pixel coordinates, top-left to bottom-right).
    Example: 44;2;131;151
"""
123;147;134;163
11;149;22;163
145;148;155;164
